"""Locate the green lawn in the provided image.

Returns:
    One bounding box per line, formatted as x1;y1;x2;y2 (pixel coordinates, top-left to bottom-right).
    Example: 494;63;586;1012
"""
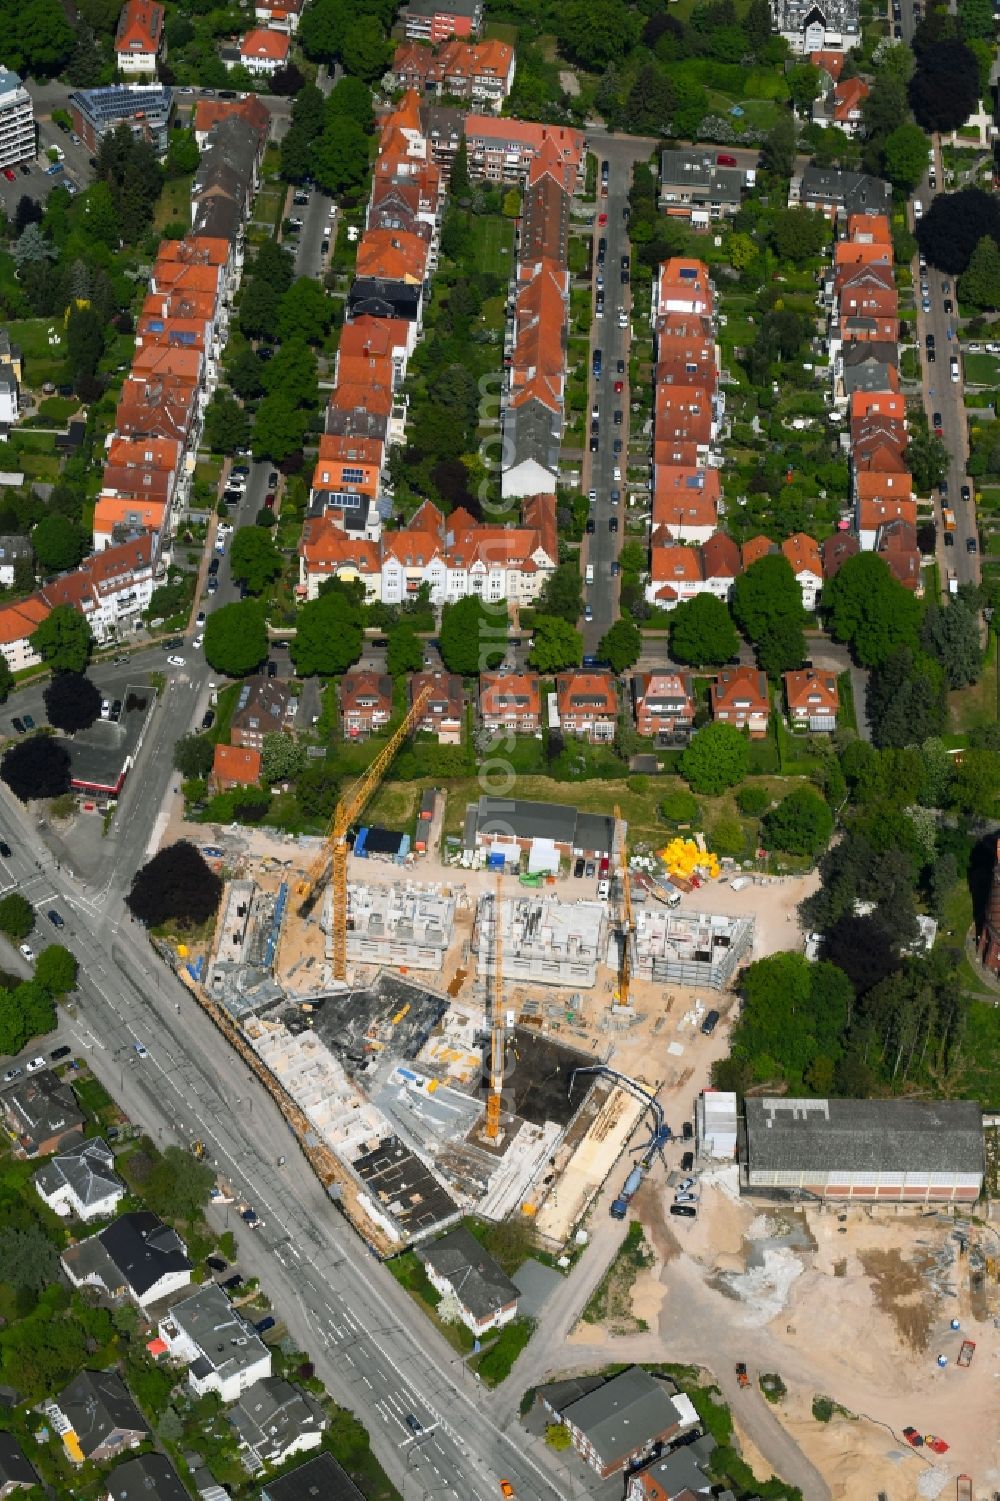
36;395;80;423
949;632;997;733
469;214;515;278
963;353;1000;387
5;318;70;387
154;173;194;230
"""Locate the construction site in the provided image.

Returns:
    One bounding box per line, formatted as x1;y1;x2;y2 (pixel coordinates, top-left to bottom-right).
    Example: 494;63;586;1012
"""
179;692;755;1254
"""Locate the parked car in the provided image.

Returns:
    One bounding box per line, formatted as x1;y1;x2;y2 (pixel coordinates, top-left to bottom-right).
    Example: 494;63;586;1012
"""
255;1316;276;1334
19;944;34;963
47;909;65;928
682;1120;694;1140
0;842;10;857
25;1056;45;1072
22;714;33;730
573;857;585;878
680;1151;695;1172
201;710;215;731
967;537;978;553
50;1045;72;1061
3;1067;22;1082
961;484;972;503
716;152;737;166
670;1203;696;1218
676;1177;695;1194
701;1009;720;1035
10;717;24;734
134;1042;148;1058
675;1191;699;1204
167;655;186;666
206;1255;228;1272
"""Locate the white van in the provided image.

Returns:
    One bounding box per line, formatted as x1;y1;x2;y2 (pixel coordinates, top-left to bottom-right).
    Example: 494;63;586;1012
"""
730;876;750;891
597;878;610;900
585;563;595;585
950;356;960;384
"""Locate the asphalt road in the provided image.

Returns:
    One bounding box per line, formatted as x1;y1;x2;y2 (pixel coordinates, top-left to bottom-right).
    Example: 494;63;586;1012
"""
292;185;336;281
912;143;978;590
0;776;569;1501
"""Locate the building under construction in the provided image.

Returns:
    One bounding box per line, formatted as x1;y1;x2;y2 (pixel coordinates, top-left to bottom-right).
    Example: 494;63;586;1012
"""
631;907;754;990
329;882;456;972
472;895;608;989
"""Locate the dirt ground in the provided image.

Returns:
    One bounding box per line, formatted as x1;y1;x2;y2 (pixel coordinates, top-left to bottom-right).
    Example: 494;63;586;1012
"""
601;1175;1000;1498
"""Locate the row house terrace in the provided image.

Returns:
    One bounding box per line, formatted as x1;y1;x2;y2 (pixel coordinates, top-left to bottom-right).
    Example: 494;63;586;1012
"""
340;671;394;738
502;249;570;499
410;671;465;743
479;670;542;734
631;671;696;740
463;116;585;188
554;671;617;743
308;434;385;543
390;39;516;112
646;529;825;612
402;0;483;42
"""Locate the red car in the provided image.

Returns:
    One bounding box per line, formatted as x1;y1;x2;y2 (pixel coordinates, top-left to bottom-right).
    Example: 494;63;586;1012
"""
614;380;624;393
2;168;15;182
716;153;737;167
264;494;275;509
598;212;607;225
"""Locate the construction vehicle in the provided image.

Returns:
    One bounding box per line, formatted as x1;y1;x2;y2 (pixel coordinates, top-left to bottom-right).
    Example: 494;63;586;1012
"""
569;1065;671;1217
192;1139;206;1160
296;685;432;980
958;1339;976;1366
956;1476;972;1501
735;1362;749;1389
612;804;633;1011
484;872;505;1142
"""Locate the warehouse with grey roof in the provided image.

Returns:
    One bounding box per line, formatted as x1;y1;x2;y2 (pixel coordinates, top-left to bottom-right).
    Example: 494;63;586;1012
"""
741;1097;984;1203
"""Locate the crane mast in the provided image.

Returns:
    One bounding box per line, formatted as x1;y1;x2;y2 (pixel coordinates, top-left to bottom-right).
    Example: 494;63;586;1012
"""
296;685;433;981
613;803;633;1011
484;871;505;1141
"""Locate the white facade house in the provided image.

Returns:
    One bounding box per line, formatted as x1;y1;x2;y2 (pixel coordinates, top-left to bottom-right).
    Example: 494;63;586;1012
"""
158;1284;272;1402
61;1212;192;1308
34;1139;125;1222
418;1227;519;1336
0;66;35;171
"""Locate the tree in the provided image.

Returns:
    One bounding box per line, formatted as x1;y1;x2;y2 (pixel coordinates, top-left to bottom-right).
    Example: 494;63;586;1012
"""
35;944;78;995
14;195;43;236
959;0;995;37
31;514;86;574
623;64;676;135
866;648;946;747
29;605;93;673
313;116;372;197
203;392;249;455
661;789;699;824
529;615;584;673
918;188;1000;275
299;0;349;60
143;1145;215;1223
762;788;834;856
439;596;506;675
669;593;740;666
822;912;901;996
251;394;308;465
278;278;334;345
787;63;822;113
883;122;930;191
556;0;639;67
728;952;851;1086
291;590;363;676
173;734;215;779
342;15;390;80
7;0;75;76
731;554;806;676
949;747;1000;814
0;1227;60;1292
727;232;758;273
959;235;1000;310
12;222;55;271
238;278;281;341
761;116;797;179
909;41;981;133
227;347;266;401
65;303;104;388
539;562;583;626
1;736;71;802
126;841;223;928
770;207;828;263
43;672;101;732
680;722;749;795
327;74;374;129
204;602;268;677
907;428;949;492
165;128;199;178
597;618;641;673
386;624;423;676
261;731;305;784
822;553;921;666
229;527;282;595
0;892;34;941
261;338;318;410
922;596;982;687
296;761;340;820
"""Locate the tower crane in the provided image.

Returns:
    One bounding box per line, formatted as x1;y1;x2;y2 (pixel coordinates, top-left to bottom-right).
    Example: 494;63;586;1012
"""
484;870;505;1142
613;803;633;1012
296;685;433;981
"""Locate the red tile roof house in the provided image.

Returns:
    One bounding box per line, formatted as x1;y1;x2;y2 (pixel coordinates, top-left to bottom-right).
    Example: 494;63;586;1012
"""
211;744;262;791
410;671;465;744
632;672;696;741
781;532;824;611
236;27;290;74
115;0;166;75
340;671;393;739
479;671;542;734
711;666;770;738
556;671;617;743
784;669;840;731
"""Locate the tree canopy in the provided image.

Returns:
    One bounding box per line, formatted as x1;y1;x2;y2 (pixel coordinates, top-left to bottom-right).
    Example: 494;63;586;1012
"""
1;736;71;802
909;39;981;133
126;841;223;928
762;787;834;856
204;602;269;677
173;734;215;780
35;944;78;995
727;952;853;1089
669;593;740;667
386;623;424;677
32;514;87;573
0;979;56;1056
597;618;642;673
0;892;35;941
529;615;584;673
439;596;506;675
731;554;806;676
916;187;1000;274
959;235;1000;310
229;527;283;595
822;553;921;666
680;722;749;795
43;672;101;733
290;588;364;676
29;606;93;674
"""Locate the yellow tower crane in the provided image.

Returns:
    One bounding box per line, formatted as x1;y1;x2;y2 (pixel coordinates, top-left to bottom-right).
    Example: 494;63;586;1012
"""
296;685;433;981
484;870;505;1141
613;803;633;1012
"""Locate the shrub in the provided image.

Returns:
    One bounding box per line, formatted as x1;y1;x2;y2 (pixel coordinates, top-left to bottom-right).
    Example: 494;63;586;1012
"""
736;785;771;816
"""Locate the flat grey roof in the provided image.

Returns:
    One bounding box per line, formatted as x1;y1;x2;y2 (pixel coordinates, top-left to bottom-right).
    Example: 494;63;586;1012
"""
745;1097;984;1176
468;796;614;855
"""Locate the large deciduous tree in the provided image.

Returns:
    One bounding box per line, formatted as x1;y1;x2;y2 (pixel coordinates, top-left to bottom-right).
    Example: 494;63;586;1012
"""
35;944;78;995
822;553;921;666
762;787;834;856
959;235;1000;310
922;595;983;687
866;648;947;747
597;618;641;673
290;589;363;676
43;672;101;732
915;187;1000;274
528;615;584;673
731;554;806;676
1;736;71;802
203;601;269;677
126;841;223;928
229;527;283;595
669;593;740;667
29;606;93;674
31;515;87;574
438;596;505;675
909;40;981;133
679;722;749;795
